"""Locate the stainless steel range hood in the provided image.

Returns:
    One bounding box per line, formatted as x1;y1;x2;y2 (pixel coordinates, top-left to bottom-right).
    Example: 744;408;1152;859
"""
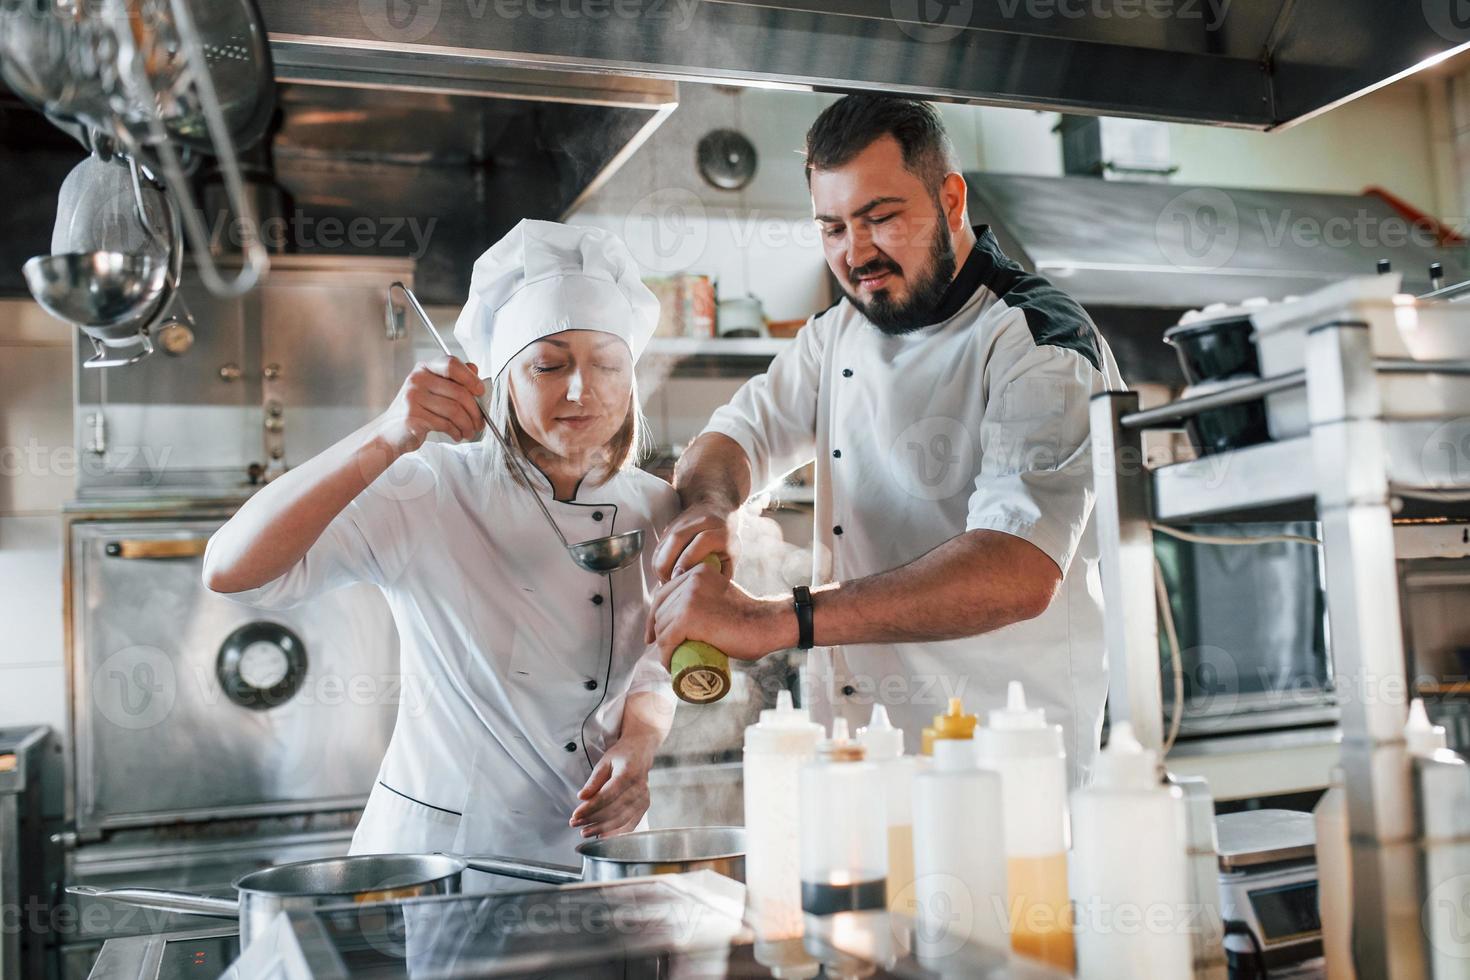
245;63;675;304
967;172;1470;381
257;0;1469;130
971;172;1470;307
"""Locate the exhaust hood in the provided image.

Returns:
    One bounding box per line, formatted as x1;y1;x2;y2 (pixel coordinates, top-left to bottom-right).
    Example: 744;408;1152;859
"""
970;172;1470;308
257;0;1469;130
967;172;1470;381
255;70;675;303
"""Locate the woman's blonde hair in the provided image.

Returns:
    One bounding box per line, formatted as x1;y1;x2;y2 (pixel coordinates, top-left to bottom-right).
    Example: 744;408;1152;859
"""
482;369;650;491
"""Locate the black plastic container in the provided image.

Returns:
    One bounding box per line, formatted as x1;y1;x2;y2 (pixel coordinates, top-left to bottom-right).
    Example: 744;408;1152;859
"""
1163;312;1271;456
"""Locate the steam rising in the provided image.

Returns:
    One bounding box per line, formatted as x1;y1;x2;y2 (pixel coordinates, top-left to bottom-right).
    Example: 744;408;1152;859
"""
651;502;813;830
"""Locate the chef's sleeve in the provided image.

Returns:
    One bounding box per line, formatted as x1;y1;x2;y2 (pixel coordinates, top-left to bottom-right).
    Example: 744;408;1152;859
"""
626;642;678;707
964;314;1107;576
700;315;825;493
204;452;437;609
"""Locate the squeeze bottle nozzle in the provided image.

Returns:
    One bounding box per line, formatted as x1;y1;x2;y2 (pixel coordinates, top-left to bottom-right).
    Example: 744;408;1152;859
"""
858;705;904;759
1091;721;1160;791
1406;698;1448;756
990;680;1049;730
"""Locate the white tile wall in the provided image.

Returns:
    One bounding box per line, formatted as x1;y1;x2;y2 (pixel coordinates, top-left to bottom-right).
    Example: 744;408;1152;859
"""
0;303;73;809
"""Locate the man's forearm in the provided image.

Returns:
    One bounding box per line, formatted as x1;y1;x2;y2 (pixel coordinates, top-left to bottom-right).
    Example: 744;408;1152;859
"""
671;433;752;515
621;691;674;748
782;530;1063;649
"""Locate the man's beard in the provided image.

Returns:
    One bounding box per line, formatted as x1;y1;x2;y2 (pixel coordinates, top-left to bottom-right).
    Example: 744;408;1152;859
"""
842;221;957;336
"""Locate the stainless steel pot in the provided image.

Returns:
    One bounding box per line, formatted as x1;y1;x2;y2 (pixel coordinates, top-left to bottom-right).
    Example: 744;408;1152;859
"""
69;827;745;946
70;852;465;947
463;826;746;885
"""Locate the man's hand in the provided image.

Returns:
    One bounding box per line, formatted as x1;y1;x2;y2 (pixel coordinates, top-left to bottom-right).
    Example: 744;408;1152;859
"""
645;560;794;665
570;733;660;838
653;505;740;583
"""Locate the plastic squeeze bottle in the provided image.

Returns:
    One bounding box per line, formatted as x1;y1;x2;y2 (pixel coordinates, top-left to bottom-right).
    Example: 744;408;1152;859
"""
920;695;977;755
743;690;823;940
857;705;917;915
798;718;888;914
1071;722;1191;980
913;697;1008;952
974;681;1073;970
669;554;732;703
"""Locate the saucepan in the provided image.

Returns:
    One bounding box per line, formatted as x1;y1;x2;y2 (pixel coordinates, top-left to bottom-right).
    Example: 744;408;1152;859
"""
69;826;745;946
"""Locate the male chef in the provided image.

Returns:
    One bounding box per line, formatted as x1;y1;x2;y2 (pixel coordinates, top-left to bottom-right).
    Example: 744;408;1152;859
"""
647;95;1123;786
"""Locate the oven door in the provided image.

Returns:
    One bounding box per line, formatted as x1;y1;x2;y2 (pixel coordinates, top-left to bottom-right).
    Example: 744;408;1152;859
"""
1155;522;1336;739
70;519;399;833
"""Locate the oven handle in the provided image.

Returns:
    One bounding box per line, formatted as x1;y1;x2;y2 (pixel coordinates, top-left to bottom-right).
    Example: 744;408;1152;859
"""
104;538;211;560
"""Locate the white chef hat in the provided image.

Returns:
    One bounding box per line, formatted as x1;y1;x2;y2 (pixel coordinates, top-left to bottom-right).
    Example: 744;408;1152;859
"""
453;219;660;381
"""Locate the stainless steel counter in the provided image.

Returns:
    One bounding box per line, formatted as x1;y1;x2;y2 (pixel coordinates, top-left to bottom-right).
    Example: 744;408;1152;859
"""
84;872;1075;979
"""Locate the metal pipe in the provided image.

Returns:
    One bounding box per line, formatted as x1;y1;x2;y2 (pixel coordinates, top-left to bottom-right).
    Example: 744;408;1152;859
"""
1375;357;1470;376
1122;359;1470;432
1120;372;1305;430
1416;278;1470;302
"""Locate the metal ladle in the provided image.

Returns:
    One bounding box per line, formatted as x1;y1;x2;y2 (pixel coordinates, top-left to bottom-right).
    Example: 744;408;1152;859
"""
386;281;644;575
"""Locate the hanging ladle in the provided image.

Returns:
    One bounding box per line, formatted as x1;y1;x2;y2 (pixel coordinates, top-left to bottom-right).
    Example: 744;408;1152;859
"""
386;281;644;575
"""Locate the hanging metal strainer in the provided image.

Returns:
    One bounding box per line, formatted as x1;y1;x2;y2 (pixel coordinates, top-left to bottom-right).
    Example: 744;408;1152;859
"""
2;0;274;300
51;153;170;259
24;149;186;366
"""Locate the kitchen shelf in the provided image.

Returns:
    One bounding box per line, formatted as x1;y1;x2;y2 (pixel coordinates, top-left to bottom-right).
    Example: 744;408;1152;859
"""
646;337;791;357
640;337;791;376
1150;430;1470;524
1151;437;1316;523
1093;317;1470;977
1415;682;1470;696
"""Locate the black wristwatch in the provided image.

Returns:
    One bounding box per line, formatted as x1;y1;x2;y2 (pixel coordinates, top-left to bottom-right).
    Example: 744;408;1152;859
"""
792;585;814;651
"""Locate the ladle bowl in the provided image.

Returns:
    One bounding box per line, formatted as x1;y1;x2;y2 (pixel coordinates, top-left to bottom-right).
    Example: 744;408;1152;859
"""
23;251;168;331
569;529;645;574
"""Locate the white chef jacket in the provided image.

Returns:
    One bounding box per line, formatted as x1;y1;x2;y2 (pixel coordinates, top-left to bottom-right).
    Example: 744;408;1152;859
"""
703;227;1123;786
205;440;680;870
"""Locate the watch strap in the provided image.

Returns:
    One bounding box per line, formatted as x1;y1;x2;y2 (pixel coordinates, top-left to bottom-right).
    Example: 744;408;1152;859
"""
793;585;814;651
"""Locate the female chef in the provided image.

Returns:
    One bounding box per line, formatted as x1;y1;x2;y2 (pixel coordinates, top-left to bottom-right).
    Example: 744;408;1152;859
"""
202;219;681;868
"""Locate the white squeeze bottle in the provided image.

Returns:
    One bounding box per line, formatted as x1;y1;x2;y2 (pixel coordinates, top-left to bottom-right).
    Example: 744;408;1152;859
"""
858;705;917;915
974;681;1074;971
913;697;1008;953
798;718;889;914
743;690;823;941
1071;721;1191;980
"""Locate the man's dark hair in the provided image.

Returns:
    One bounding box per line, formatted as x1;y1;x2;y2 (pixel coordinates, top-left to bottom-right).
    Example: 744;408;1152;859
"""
803;95;959;191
